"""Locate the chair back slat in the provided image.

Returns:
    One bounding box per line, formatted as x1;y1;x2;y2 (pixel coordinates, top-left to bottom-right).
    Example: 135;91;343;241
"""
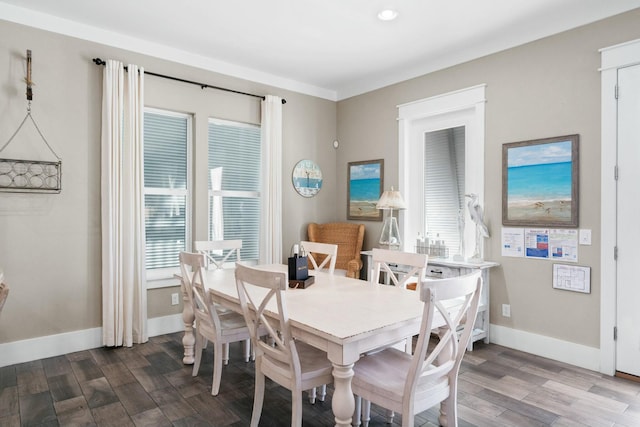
194;240;242;270
371;248;428;289
300;241;338;274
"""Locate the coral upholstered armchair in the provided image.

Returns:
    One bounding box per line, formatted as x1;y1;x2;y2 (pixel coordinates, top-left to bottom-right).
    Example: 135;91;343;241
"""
307;222;365;279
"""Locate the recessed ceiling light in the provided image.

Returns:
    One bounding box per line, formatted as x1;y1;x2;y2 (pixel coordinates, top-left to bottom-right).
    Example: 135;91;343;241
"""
377;9;398;21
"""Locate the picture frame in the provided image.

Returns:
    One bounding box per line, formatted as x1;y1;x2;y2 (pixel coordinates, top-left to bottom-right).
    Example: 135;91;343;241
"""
347;159;383;221
502;134;579;227
552;263;591;294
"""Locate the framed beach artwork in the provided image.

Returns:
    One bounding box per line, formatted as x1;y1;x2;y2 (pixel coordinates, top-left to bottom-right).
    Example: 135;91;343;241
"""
348;159;384;221
502;135;579;227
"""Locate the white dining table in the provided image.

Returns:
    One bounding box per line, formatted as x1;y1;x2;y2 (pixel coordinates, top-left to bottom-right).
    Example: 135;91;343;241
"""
179;264;429;427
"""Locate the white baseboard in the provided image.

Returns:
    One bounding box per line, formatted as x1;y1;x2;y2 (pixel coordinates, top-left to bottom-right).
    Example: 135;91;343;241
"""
1;318;602;372
0;314;184;368
490;324;601;372
147;313;184;337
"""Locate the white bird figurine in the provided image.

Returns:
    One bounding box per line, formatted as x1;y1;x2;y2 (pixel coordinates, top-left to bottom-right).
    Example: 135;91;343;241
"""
465;193;489;238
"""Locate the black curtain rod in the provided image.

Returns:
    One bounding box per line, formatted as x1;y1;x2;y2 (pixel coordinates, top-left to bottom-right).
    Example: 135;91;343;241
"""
92;58;286;104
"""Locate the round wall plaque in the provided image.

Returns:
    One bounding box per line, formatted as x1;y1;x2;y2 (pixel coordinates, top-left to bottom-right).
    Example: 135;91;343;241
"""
292;159;322;198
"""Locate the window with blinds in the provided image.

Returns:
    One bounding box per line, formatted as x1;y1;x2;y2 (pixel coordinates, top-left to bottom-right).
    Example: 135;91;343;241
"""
424;126;465;254
208;119;261;263
144;109;191;278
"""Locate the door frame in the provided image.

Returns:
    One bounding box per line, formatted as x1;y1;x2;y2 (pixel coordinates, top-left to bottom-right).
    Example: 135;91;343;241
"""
600;38;640;376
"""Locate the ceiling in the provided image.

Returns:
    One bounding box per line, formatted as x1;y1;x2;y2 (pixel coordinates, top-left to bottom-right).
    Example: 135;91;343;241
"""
1;0;639;100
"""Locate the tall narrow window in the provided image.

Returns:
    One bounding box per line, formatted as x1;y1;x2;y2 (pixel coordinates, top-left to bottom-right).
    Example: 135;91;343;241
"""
144;109;191;280
399;85;485;259
424;127;465;255
208;119;261;263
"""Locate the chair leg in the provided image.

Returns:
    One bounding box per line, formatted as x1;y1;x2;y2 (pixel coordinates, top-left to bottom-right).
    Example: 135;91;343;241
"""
318;383;326;402
243;338;251;362
291;385;303;427
211;341;223;396
251;360;265;427
439;380;458;427
385;409;395;424
223;342;230;365
308;387;317;404
362;399;371;427
192;332;203;376
352;395;362;427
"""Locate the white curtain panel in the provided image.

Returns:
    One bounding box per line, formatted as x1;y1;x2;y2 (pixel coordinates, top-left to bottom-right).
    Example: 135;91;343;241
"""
101;60;148;347
260;95;283;264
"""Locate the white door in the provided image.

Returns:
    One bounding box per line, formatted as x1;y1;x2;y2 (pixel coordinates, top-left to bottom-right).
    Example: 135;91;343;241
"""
616;63;640;376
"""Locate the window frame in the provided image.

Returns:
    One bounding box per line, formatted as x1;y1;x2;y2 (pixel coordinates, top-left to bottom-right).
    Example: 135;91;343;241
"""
398;85;486;259
207;117;261;264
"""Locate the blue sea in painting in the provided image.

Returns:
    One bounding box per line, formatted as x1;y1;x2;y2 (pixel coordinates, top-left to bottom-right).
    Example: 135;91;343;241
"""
350;178;380;201
508;161;571;202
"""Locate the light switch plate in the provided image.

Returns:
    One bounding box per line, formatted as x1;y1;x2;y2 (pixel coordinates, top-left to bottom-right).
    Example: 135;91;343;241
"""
579;229;592;245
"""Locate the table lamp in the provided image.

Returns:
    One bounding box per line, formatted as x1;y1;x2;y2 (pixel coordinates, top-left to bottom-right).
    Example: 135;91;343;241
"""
376;187;406;250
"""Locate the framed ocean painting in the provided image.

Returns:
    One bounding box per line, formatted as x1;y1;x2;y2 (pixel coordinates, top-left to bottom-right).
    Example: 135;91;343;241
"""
348;159;384;221
502;135;579;227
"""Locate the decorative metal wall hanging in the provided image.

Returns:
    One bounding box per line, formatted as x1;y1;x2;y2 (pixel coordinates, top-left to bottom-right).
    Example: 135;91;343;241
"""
0;50;62;194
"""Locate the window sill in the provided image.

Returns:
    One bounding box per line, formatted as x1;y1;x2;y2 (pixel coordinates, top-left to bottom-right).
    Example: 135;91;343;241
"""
146;277;181;290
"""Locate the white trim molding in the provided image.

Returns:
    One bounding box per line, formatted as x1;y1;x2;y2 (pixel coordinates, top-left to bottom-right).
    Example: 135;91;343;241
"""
599;38;640;376
491;324;600;372
0;314;184;368
398;84;486;259
0;2;337;101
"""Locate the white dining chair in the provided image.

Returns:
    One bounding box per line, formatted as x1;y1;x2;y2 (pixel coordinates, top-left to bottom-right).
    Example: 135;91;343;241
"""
369;248;428;353
353;271;482;427
364;248;430;423
194;239;247;359
299;240;338;403
370;247;428;290
299;240;338;275
194;239;242;270
235;263;334;427
0;282;9;316
179;252;253;395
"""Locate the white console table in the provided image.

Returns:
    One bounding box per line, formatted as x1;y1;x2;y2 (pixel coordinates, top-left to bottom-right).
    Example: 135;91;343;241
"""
360;250;499;350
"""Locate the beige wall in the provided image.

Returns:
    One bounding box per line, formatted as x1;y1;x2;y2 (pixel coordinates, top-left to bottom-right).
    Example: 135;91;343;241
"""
0;20;337;343
337;9;640;348
2;9;640;353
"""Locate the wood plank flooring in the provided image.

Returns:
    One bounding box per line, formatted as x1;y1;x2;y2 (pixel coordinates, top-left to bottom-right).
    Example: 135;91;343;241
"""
2;332;640;426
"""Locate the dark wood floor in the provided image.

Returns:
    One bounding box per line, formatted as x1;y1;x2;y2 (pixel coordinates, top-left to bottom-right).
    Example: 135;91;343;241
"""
2;332;640;426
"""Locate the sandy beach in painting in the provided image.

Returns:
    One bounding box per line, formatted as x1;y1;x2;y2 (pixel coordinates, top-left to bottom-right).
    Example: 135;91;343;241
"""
507;199;572;222
349;200;379;218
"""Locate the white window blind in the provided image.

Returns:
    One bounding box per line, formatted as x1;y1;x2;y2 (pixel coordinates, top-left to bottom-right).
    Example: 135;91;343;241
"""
424;126;465;254
208;119;261;263
144;109;191;278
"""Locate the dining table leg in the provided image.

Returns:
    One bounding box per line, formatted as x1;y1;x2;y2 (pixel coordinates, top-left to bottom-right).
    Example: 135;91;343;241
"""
331;363;355;427
181;282;195;364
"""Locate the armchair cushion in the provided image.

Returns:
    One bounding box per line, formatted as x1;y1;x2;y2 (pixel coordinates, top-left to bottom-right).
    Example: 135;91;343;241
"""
307;222;365;279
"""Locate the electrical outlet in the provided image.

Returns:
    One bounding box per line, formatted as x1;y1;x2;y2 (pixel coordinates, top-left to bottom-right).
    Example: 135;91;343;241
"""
171;293;180;306
502;304;511;318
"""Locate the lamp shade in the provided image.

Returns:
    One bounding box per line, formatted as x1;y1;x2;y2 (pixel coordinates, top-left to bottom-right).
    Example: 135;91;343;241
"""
376;187;406;210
